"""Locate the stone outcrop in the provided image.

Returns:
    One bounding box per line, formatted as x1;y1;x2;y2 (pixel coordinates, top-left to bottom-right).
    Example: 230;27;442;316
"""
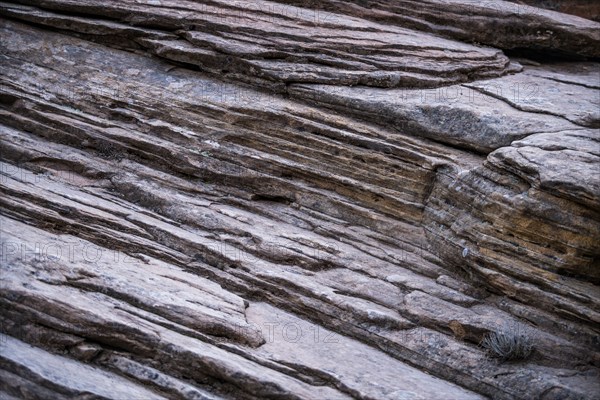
1;1;599;399
0;1;514;89
271;0;600;58
507;1;600;22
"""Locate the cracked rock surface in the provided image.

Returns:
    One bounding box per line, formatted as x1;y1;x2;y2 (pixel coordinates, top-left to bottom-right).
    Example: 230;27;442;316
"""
0;1;599;399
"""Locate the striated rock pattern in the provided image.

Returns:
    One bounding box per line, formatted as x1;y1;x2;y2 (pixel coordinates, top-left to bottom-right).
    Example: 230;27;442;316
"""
507;1;600;22
0;1;599;400
272;0;600;58
0;0;514;89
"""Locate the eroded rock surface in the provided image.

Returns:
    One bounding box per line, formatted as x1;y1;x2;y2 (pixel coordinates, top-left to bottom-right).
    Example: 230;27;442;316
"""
273;0;600;58
0;1;599;400
0;0;514;89
507;0;600;22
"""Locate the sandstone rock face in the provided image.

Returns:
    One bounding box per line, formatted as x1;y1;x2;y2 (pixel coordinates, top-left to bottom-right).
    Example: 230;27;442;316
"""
273;0;600;57
0;0;514;88
507;0;600;22
0;1;599;400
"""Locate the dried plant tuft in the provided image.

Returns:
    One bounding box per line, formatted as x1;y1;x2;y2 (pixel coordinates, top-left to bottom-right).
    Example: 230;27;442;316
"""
481;323;534;361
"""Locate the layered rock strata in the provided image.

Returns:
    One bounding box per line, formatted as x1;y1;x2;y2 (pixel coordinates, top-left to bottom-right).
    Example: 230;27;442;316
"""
1;1;599;399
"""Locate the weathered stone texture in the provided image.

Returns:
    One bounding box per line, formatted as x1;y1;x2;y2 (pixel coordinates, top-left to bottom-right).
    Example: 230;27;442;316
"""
0;1;599;399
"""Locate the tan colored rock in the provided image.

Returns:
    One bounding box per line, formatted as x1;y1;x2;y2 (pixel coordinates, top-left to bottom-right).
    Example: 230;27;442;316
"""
423;128;600;323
